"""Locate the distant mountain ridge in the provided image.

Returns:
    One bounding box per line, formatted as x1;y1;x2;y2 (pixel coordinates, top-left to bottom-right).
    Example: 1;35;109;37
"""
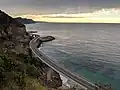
15;17;36;24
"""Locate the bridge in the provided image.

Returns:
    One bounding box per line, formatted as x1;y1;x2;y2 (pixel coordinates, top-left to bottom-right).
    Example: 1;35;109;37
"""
29;35;98;90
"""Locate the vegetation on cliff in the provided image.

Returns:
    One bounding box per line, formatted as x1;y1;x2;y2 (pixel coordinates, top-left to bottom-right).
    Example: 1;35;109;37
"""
0;53;46;90
0;10;63;90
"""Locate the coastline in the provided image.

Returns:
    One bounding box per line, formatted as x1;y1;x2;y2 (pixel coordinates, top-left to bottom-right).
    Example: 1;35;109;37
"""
31;34;79;89
30;34;72;89
31;35;96;90
33;35;71;88
0;10;64;90
27;23;117;90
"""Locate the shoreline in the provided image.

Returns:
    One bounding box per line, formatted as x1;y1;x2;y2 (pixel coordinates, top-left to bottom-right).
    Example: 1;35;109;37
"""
31;35;93;90
32;34;115;90
27;22;115;90
31;35;75;89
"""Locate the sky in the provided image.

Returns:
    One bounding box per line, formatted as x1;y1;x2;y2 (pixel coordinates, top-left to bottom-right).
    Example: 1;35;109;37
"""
1;0;120;14
1;0;120;23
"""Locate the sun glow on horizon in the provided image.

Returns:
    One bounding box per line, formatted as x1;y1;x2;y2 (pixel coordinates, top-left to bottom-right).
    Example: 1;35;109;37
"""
13;8;120;23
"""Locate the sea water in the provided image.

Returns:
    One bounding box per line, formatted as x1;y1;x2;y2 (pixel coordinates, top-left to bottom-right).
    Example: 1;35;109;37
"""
26;23;120;90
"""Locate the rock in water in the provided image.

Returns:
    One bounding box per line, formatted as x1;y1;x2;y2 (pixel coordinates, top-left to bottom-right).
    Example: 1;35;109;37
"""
40;36;55;42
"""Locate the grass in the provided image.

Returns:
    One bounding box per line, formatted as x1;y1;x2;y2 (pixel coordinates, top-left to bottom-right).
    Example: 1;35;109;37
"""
0;53;48;90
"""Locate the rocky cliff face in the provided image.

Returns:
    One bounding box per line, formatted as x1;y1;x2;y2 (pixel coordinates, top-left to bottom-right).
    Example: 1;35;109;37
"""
0;10;62;89
0;10;30;55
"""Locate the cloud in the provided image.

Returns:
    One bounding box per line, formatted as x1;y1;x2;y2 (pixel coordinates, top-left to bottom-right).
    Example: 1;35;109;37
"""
14;8;120;23
1;0;120;14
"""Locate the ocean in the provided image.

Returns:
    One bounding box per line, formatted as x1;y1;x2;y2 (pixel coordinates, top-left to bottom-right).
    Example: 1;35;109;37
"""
26;23;120;90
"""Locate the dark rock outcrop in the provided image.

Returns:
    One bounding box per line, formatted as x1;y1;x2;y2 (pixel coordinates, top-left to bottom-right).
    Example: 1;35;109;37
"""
27;31;38;34
0;10;30;55
40;36;55;42
0;10;26;37
36;36;55;48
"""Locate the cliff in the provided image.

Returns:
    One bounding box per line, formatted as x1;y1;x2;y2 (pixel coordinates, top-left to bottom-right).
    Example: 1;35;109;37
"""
0;10;62;90
0;10;30;55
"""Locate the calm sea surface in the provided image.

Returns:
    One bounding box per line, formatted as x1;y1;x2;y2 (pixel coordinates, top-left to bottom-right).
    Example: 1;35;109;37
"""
26;23;120;90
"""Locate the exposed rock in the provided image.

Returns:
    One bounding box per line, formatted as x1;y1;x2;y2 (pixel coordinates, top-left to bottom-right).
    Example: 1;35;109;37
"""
35;36;55;48
0;10;26;38
0;10;30;55
40;36;55;42
46;68;62;88
27;31;38;34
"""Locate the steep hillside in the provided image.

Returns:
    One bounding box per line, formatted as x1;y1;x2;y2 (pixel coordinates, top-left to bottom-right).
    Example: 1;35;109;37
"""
0;10;62;90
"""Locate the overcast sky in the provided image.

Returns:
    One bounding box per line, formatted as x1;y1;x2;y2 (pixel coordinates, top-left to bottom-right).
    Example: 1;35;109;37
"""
0;0;120;14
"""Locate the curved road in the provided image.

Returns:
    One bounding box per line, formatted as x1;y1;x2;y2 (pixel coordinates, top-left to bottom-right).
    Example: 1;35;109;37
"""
30;36;98;90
